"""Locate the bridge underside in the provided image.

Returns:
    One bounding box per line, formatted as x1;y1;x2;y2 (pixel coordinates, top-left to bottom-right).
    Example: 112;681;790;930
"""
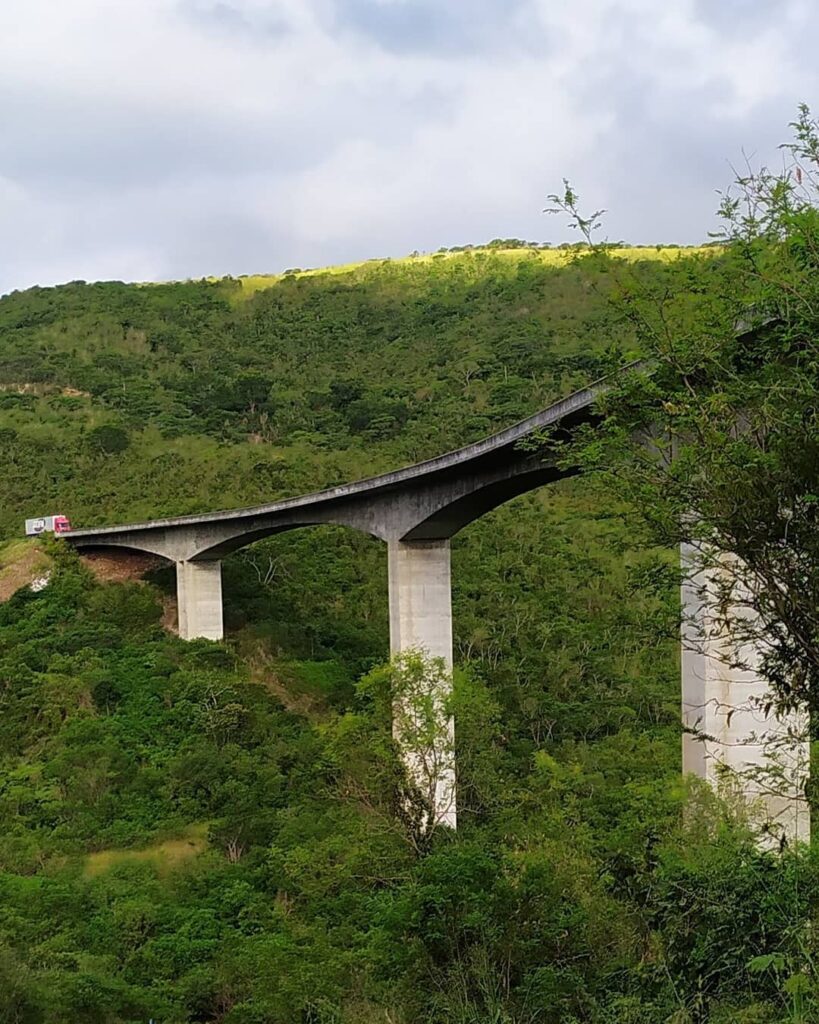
67;450;567;561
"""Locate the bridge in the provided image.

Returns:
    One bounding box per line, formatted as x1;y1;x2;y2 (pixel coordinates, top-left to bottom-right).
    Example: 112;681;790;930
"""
64;368;808;843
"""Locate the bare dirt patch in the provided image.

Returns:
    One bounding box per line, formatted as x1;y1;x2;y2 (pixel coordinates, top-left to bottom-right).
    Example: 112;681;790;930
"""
162;594;179;635
0;542;52;602
79;550;164;583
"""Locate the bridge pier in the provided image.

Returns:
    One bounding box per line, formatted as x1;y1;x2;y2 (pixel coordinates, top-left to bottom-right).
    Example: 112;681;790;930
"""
176;560;224;641
681;544;809;845
388;539;456;830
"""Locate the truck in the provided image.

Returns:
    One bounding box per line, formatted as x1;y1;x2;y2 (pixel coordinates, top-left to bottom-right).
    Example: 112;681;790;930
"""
25;515;72;536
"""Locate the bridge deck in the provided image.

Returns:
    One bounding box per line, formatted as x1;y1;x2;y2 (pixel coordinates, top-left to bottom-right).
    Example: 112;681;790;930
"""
66;368;628;542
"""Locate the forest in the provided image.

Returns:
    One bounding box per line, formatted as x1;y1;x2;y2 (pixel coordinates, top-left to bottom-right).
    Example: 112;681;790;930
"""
1;240;817;1023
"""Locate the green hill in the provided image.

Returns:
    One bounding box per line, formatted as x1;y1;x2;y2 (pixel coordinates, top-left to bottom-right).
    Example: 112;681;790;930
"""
0;245;697;531
0;246;809;1023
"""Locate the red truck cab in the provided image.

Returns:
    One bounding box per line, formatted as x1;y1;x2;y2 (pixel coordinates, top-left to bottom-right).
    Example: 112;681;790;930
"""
52;515;72;534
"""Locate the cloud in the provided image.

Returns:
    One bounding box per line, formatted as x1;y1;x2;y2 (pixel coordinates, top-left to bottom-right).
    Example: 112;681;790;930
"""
330;0;536;56
0;0;817;294
180;0;292;41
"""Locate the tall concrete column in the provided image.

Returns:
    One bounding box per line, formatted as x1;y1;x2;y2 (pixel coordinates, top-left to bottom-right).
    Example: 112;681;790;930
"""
681;543;809;845
387;539;456;830
176;560;224;641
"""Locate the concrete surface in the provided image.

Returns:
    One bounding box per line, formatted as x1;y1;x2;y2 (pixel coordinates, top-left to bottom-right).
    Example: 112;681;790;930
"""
681;543;810;845
176;560;224;641
388;539;456;830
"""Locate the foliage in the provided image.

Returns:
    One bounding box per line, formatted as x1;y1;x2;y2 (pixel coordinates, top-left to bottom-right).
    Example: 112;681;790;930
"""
547;107;819;722
0;220;816;1021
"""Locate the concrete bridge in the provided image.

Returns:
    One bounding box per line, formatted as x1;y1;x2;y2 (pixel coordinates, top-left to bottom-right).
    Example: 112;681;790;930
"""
64;370;809;842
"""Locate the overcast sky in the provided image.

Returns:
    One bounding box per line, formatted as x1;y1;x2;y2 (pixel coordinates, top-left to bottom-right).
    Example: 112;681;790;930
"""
2;0;817;295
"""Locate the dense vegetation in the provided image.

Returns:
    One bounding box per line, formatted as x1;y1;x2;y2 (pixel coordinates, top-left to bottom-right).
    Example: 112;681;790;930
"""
1;246;816;1022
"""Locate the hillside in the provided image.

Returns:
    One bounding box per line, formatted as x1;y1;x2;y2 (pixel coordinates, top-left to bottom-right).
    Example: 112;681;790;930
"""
0;246;696;533
0;246;808;1023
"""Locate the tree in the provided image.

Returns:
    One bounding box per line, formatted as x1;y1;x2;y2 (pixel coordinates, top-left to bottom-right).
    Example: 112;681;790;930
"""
86;423;130;455
546;105;819;720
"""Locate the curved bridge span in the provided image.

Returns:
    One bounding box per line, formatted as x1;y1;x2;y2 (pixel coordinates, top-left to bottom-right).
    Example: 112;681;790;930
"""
65;372;608;562
63;366;808;843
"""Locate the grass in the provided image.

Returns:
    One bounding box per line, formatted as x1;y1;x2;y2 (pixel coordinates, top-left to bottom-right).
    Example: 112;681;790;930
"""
0;538;34;570
0;538;53;602
83;823;210;877
225;244;716;302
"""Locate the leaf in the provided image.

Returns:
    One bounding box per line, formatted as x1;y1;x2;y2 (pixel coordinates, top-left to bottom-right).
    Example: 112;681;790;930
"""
747;952;786;974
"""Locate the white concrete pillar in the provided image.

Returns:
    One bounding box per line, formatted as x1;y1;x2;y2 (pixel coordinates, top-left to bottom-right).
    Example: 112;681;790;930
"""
681;543;809;845
176;560;224;641
387;539;456;830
